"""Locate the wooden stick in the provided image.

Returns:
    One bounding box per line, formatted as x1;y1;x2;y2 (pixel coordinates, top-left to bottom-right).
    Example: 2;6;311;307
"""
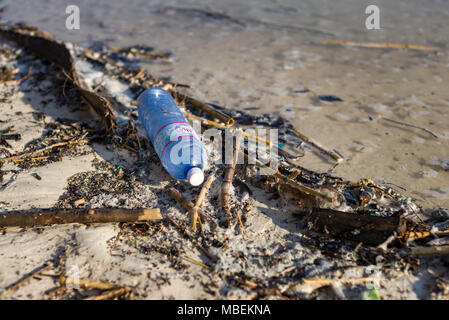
382;117;438;138
0;207;162;227
293;129;344;163
409;246;449;255
280;266;297;275
323;40;438;51
221;130;242;218
59;277;118;290
184;112;227;128
45;286;66;297
83;287;132;300
167;187;197;212
0;138;88;163
12;156;51;162
1;70;33;83
405;231;431;239
191;175;215;232
167;187;217;227
236;209;246;237
303;277;380;286
236;278;258;289
170;90;235;127
183;255;210;270
0;263;51;299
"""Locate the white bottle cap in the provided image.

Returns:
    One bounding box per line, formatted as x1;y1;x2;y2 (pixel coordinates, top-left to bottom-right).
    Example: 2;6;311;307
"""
186;167;204;186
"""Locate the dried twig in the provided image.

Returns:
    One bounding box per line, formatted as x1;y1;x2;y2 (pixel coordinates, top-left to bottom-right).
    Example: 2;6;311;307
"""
221;130;242;219
82;287;133;300
171;90;235;127
280;266;297;275
59;277;117;291
382;117;438;138
184;112;227;129
303;277;380;286
167;187;217;227
0;67;33;83
0;263;51;299
191;175;215;232
0;207;162;227
236;278;258;289
183;255;210;270
323;40;438;51
0;138;88;163
293;129;344;163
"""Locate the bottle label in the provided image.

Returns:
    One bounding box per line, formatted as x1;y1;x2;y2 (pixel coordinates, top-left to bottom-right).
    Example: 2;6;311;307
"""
153;122;200;157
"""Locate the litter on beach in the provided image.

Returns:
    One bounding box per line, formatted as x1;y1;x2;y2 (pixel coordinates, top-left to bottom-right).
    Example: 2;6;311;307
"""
0;1;448;303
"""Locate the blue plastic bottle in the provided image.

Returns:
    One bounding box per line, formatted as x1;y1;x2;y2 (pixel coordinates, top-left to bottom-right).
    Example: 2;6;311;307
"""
137;88;207;186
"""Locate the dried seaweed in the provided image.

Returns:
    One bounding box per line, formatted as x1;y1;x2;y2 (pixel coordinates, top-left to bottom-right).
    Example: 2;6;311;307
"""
0;25;116;131
0;126;90;168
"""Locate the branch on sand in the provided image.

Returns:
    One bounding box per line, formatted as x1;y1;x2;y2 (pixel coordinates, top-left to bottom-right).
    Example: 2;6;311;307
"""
0;207;162;227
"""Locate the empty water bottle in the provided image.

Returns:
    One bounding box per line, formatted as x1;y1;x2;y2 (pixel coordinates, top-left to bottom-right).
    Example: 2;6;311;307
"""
137;88;207;186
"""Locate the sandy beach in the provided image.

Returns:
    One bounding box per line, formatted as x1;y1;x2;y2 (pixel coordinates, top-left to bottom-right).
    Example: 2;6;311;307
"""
0;1;448;300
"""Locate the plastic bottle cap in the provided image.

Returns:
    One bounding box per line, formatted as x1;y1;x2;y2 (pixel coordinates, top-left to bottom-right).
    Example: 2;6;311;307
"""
187;167;204;186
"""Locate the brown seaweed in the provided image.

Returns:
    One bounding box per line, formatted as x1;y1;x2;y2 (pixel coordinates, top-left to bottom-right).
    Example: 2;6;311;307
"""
0;25;116;132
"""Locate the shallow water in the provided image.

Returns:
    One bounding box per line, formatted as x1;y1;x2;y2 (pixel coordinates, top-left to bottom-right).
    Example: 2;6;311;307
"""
1;0;448;210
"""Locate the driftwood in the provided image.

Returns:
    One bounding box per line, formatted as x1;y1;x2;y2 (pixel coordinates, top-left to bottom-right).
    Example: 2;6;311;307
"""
306;209;406;246
191;175;215;232
221;130;242;219
0;208;162;227
83;287;133;300
0;25;116;132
